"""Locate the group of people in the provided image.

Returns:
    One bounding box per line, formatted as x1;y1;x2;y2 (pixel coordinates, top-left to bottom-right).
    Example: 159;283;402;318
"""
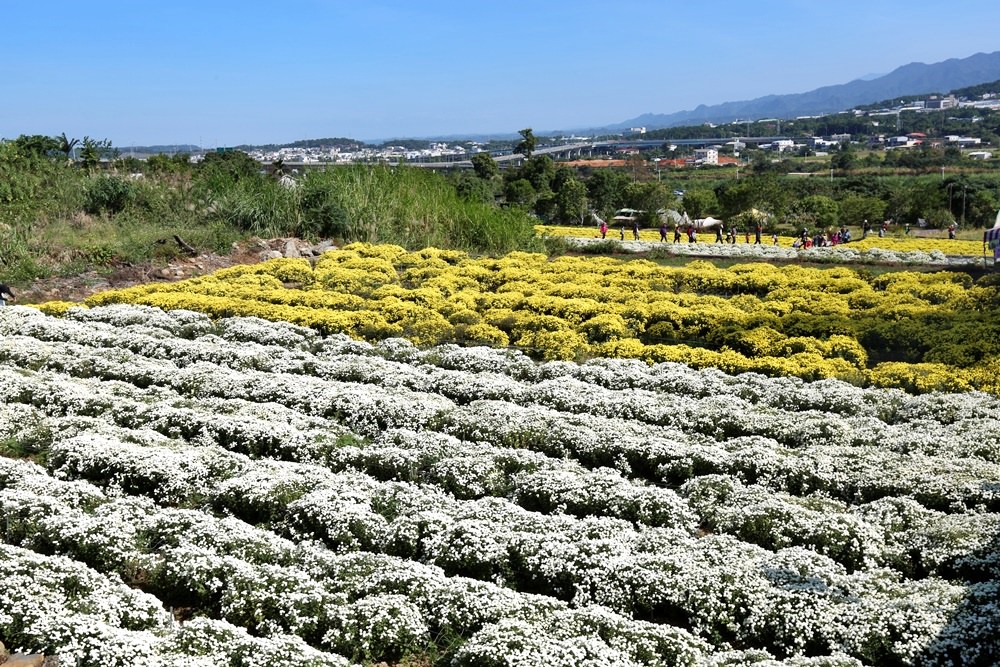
0;283;15;307
793;226;853;249
596;217;962;249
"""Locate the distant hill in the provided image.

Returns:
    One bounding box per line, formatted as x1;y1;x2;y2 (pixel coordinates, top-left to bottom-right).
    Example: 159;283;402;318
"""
604;51;1000;131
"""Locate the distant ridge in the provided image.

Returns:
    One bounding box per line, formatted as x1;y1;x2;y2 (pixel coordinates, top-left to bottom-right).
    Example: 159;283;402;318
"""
603;51;1000;131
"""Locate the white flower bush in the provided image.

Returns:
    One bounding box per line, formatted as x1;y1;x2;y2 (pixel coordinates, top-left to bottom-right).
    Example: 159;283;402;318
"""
562;237;983;267
0;304;998;665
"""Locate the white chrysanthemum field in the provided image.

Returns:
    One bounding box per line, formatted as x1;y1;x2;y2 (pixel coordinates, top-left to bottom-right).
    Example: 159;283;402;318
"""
0;246;1000;667
2;252;999;665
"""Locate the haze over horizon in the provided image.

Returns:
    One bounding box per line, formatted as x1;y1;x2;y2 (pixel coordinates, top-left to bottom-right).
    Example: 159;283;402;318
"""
4;0;1000;146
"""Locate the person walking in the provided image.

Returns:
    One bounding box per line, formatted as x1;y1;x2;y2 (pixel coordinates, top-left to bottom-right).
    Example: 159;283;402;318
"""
659;221;668;242
715;225;724;244
632;220;641;241
0;284;15;307
673;224;682;243
599;220;608;239
754;222;762;245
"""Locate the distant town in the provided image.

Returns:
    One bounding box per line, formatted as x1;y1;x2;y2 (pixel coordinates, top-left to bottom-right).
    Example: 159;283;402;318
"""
208;91;1000;167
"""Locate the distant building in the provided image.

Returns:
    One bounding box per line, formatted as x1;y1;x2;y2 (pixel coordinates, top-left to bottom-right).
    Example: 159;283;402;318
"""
693;148;718;164
925;95;957;109
625;127;646;136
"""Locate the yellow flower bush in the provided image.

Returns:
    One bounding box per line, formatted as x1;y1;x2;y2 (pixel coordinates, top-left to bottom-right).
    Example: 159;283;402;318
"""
64;243;1000;394
28;301;80;316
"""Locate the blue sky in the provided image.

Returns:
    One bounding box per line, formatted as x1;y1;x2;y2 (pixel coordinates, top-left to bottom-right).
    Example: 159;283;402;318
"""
3;0;1000;146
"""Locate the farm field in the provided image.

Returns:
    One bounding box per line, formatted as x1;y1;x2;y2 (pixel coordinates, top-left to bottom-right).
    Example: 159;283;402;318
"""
2;244;1000;665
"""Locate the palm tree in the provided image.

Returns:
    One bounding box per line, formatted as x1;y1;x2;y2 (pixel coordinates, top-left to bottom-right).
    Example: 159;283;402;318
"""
57;132;79;162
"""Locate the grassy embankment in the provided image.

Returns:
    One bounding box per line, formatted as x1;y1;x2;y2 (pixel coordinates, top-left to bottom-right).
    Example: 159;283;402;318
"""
0;144;540;286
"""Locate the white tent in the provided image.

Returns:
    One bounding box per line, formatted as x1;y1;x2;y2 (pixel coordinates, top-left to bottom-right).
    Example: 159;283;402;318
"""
985;209;1000;244
659;209;689;225
693;216;724;230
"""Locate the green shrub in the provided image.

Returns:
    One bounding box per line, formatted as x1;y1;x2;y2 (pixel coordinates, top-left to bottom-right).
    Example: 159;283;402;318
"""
84;175;136;215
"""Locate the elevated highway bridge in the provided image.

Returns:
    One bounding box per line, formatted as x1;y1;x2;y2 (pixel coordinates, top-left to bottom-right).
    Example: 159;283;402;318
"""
268;136;793;173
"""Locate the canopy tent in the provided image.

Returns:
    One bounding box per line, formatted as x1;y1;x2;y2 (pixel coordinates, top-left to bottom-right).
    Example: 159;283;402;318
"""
984;210;1000;265
693;216;724;230
984;209;1000;243
613;208;642;222
658;209;691;225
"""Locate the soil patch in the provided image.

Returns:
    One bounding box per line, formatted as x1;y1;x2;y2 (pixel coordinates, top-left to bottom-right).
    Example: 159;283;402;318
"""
15;238;277;305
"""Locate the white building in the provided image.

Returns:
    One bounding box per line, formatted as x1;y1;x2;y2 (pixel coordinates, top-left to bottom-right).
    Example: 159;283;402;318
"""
693;148;718;164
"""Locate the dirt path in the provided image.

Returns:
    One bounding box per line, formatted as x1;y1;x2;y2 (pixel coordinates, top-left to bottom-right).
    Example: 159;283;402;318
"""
15;240;272;305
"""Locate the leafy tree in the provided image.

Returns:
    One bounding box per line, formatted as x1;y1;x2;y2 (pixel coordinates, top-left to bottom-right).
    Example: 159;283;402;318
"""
519;155;555;194
555;177;588;224
831;144;856;171
471;152;499;180
715;174;787;220
79;136;114;171
623;181;673;225
197;150;261;184
965;188;999;228
922;208;956;229
790;195;839;229
504;178;536;209
515;128;536;159
680;189;718;220
12;134;59;156
839;195;887;228
453;172;495;204
586;170;630;218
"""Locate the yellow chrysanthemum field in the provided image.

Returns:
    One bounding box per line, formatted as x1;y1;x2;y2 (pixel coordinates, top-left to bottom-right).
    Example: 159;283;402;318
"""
30;242;995;395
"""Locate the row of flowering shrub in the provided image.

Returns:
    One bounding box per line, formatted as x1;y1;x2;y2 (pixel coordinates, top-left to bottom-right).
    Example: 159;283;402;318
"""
1;304;998;664
69;243;1000;394
536;224;987;259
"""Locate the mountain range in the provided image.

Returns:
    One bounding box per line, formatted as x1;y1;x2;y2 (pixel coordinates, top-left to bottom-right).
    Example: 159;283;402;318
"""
598;51;1000;133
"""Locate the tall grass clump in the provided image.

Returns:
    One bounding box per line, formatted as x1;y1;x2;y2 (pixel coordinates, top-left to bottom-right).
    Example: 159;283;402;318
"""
208;177;299;238
301;165;541;254
0;141;85;281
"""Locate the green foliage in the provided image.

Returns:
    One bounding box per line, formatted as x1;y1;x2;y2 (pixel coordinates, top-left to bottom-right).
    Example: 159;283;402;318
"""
681;189;718;219
197;150;261;185
296;165;539;254
586;170;630;218
471;152;499;180
11;134;60;156
624;181;674;225
515;128;536;159
146;152;194;175
209;177;298;237
504;179;536;209
299;174;351;239
790;195;840;229
79;136;114;171
555;177;588;224
452;172;496;204
83;175;137;215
